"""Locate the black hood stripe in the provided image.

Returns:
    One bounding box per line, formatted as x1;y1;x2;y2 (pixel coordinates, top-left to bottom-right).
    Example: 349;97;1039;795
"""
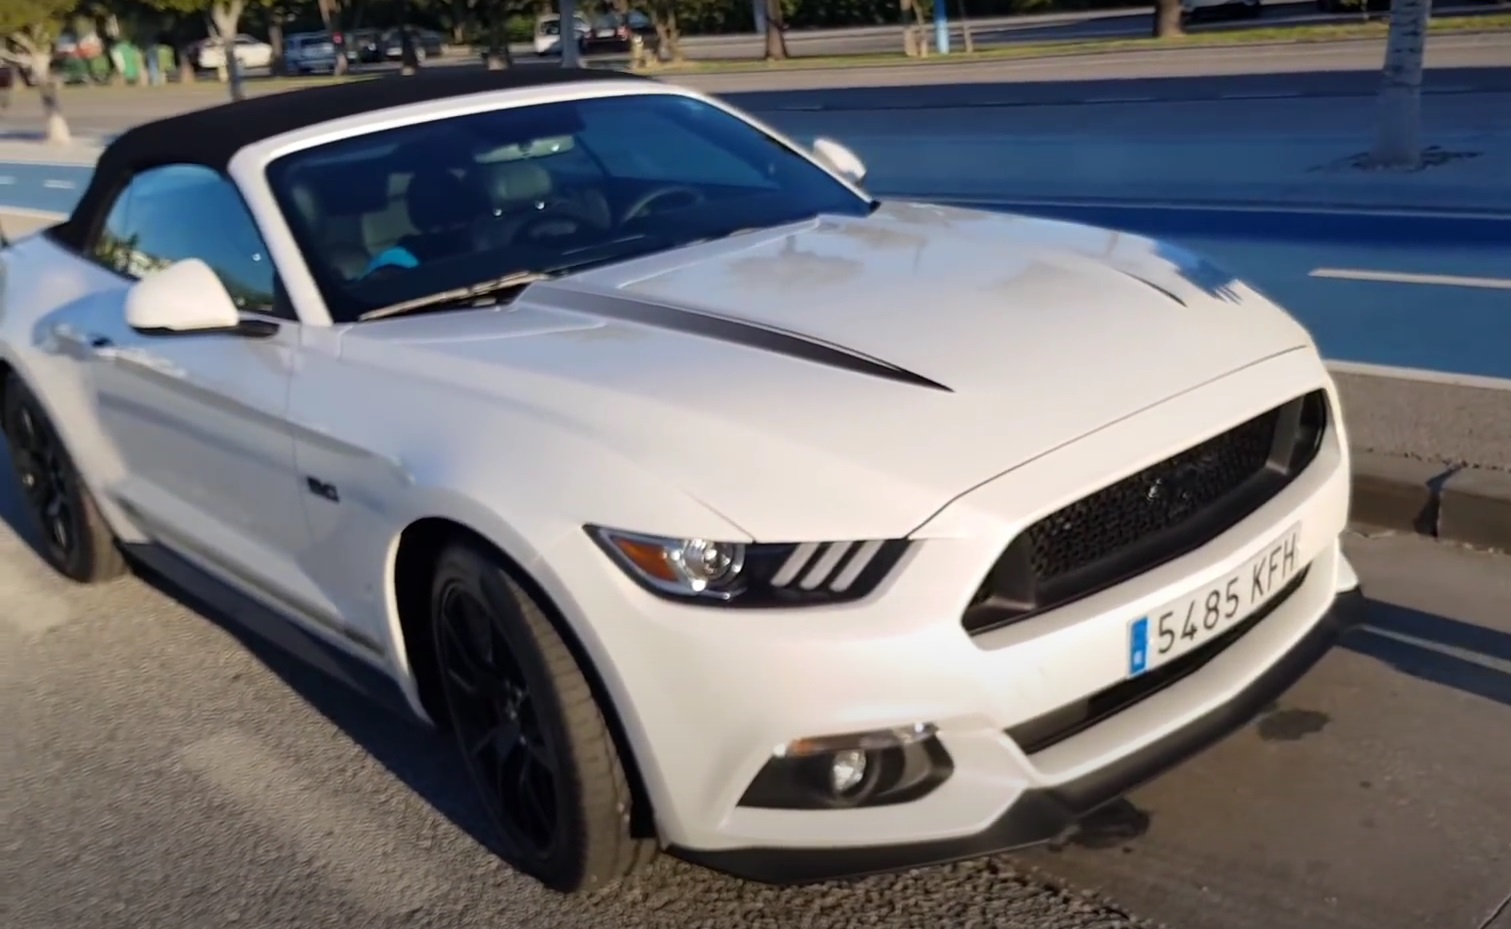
542;285;953;393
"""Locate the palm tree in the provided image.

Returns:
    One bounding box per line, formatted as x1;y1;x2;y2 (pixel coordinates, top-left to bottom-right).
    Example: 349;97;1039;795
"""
1371;0;1433;167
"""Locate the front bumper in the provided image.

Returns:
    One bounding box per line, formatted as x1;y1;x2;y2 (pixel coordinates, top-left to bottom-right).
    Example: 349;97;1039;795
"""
673;586;1367;884
534;349;1354;872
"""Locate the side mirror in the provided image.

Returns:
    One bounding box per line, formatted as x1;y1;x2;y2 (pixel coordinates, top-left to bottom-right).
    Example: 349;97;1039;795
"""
811;137;867;185
125;258;275;337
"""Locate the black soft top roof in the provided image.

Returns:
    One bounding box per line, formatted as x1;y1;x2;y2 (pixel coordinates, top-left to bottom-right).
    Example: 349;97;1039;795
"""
51;67;646;251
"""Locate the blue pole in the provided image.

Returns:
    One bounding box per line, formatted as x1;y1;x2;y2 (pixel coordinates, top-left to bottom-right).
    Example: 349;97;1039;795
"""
935;1;950;55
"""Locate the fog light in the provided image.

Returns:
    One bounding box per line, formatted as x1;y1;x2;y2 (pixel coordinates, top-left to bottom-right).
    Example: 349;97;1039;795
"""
829;749;868;795
739;723;954;811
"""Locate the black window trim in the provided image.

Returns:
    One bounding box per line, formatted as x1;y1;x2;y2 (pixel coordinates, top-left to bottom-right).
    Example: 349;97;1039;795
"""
79;161;301;325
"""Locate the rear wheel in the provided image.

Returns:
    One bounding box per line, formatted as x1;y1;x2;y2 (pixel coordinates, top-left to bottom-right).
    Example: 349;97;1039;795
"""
2;372;126;583
429;540;655;893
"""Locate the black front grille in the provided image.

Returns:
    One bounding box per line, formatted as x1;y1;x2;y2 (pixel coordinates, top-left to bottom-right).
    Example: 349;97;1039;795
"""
963;390;1328;637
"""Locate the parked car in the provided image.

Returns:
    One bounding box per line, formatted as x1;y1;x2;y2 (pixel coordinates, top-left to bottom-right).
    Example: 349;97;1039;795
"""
345;28;384;64
532;13;591;55
283;31;339;73
1180;0;1261;18
582;10;657;53
0;68;1365;897
382;27;447;62
194;34;275;71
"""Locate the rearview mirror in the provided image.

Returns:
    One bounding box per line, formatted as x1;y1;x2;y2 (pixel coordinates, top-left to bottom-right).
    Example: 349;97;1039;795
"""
811;137;867;185
125;258;272;337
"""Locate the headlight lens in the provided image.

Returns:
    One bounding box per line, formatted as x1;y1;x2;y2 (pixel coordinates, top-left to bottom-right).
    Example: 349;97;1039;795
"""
586;526;911;607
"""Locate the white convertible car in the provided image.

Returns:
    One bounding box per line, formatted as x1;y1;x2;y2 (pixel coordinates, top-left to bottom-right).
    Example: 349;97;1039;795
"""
0;68;1364;893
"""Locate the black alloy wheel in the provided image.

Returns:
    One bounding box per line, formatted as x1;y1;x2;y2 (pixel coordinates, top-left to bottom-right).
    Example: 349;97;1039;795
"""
436;579;562;859
428;541;655;893
2;372;125;583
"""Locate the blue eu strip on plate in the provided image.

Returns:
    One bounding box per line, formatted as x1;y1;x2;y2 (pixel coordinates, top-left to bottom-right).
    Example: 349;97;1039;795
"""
1129;617;1150;676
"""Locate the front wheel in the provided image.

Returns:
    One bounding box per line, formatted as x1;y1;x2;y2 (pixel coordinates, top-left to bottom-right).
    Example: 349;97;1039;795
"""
2;372;126;583
429;540;655;893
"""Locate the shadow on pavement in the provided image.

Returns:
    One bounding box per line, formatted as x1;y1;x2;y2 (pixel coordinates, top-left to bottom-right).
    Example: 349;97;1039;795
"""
0;435;44;556
1343;599;1511;708
0;431;500;855
123;545;515;857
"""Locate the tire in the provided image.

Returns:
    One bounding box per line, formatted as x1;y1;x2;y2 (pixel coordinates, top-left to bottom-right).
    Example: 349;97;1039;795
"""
429;540;655;893
2;372;126;583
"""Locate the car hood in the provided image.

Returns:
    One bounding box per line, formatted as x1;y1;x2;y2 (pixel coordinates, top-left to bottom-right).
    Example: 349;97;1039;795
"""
344;202;1313;540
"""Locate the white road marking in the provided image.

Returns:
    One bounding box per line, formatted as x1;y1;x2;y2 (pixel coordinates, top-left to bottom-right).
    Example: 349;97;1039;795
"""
1310;267;1511;290
1219;91;1301;99
1326;361;1511;392
0;177;14;185
1363;624;1511;676
179;732;453;914
41;179;76;190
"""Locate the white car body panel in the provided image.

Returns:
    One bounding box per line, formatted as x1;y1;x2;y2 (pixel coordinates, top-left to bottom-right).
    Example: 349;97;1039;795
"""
0;77;1359;868
196;37;275;71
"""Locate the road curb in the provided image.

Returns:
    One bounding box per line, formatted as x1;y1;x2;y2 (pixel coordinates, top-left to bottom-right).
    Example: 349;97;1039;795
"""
1349;451;1511;552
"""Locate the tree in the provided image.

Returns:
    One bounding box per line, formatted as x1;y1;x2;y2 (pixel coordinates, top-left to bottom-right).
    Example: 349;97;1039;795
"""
1152;0;1183;38
148;0;272;100
762;0;787;60
396;0;420;73
899;0;928;57
0;0;77;145
1371;0;1432;167
644;0;687;64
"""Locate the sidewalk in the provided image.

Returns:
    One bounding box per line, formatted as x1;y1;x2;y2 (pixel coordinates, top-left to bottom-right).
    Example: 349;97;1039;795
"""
0;134;108;165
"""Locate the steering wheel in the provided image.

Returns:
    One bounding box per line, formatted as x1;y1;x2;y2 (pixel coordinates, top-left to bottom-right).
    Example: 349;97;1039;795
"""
469;204;597;251
620;185;706;224
507;206;600;246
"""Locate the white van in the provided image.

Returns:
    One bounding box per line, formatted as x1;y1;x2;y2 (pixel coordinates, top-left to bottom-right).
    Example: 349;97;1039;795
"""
532;13;590;56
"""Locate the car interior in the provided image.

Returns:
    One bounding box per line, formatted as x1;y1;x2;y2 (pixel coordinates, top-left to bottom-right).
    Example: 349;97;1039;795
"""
268;96;872;321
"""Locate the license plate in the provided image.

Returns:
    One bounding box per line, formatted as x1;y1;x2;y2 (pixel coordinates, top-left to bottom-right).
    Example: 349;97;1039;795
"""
1128;524;1301;678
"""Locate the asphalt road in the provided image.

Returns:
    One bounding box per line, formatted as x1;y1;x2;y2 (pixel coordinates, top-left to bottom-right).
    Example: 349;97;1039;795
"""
4;441;1508;929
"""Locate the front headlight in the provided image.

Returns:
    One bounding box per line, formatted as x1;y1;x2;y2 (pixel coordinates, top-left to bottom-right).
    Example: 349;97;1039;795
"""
586;526;911;608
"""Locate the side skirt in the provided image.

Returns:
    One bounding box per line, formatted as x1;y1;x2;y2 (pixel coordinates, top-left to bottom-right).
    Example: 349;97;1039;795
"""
121;541;422;725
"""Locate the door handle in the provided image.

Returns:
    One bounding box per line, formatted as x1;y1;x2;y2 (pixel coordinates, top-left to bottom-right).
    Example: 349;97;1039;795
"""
84;334;122;361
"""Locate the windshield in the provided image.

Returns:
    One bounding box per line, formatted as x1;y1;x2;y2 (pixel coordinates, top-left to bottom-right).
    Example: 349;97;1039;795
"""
265;92;870;323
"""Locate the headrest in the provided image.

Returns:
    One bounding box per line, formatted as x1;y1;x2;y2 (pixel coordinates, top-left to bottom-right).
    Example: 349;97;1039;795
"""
405;168;476;232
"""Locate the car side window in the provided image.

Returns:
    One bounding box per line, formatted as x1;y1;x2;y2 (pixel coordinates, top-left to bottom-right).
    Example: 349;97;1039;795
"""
89;163;290;320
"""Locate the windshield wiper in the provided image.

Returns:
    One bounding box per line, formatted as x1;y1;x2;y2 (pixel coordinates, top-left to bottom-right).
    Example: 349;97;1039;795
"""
357;270;557;322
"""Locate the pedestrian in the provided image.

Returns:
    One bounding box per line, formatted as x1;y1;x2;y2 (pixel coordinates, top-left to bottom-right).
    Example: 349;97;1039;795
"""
146;35;162;85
